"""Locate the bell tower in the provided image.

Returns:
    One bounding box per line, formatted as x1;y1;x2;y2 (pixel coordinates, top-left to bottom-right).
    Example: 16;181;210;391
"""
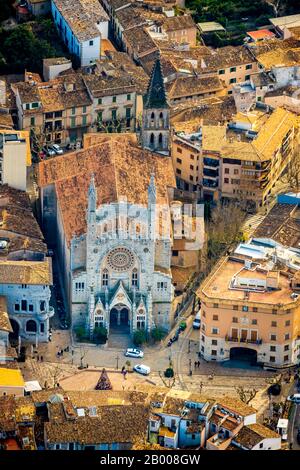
141;57;170;156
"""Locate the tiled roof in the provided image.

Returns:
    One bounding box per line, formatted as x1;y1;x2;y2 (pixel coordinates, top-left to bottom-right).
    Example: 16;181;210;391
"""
234;423;280;448
0;259;53;285
53;0;108;42
163;15;196;32
218;397;256;417
0;297;12;333
45;404;149;445
202;46;255;70
38;137;175;245
123;27;158;57
167;75;223;100
0;184;47;254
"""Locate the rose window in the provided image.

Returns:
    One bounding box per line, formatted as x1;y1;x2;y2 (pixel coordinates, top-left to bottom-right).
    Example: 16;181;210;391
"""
106;247;135;272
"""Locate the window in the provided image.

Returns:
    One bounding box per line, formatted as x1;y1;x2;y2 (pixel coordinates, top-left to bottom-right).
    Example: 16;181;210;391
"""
102;269;109;287
224;178;229;184
272;309;277;315
285;320;290;326
98;98;102;105
40;323;45;333
127;94;131;100
252;319;257;325
245;75;251;81
112;96;116;103
285;333;290;340
82;115;87;126
71;107;76;115
225;168;229;174
270;346;276;352
40;301;46;312
176;158;182;164
230;67;236;73
89;40;94;46
284;344;289;351
270;356;276;363
212;339;218;345
271;321;277;327
246;64;252;70
31;102;39;108
218;69;225;75
15;304;20;312
270;334;277;341
111;109;117;120
177;147;182;154
229;78;237;84
212;327;219;334
30;117;35;126
26;320;37;332
172;250;179;256
253;307;258;312
284;355;289;362
242;306;248;312
213;303;219;308
176;169;182;175
232;317;238;323
233;305;238;310
28;304;33;312
234;169;239;175
83;106;87;113
21;300;27;311
211;350;217;356
213;315;218;321
132;268;138;287
70;117;76;127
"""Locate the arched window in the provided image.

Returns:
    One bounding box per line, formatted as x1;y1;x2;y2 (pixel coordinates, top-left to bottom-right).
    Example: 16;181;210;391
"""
150;133;155;146
102;269;109;287
26;320;37;333
158;133;163;147
132;268;138;287
151;112;155;120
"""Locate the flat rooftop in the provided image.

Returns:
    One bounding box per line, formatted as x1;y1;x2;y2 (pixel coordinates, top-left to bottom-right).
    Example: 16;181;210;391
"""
200;257;295;305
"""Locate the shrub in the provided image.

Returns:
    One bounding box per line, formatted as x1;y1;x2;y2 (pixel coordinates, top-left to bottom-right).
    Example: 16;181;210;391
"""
164;367;174;378
151;327;167;342
133;329;147;346
93;326;108;344
75;325;87;342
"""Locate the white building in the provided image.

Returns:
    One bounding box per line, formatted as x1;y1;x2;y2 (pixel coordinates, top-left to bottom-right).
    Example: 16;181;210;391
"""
38;135;176;338
0;185;53;343
51;0;109;67
0;131;28;191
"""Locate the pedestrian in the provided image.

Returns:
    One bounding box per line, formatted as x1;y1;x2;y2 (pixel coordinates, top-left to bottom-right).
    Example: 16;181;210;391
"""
37;355;39;362
198;360;201;367
41;355;43;362
194;361;197;369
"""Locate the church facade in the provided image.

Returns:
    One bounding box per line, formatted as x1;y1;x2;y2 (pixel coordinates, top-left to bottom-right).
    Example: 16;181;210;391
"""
70;175;174;336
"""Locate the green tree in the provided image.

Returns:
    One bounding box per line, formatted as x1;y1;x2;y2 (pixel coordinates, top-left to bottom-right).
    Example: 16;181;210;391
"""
75;325;87;342
93;326;108;344
151;327;167;342
133;330;147;346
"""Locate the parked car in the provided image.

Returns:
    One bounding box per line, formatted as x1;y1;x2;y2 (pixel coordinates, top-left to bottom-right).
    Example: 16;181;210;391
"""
125;348;144;358
287;394;300;404
133;364;150;375
193;311;201;329
43;146;56;157
50;144;63;155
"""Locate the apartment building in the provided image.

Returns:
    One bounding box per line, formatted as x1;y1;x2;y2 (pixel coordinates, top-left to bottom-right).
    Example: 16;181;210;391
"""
172;134;202;193
197;236;300;368
13;73;93;147
162;15;197;47
199;46;259;92
0;130;30;191
201;106;297;209
51;0;109;67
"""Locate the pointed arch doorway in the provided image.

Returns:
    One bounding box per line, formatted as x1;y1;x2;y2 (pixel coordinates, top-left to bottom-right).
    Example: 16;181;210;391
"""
109;305;130;333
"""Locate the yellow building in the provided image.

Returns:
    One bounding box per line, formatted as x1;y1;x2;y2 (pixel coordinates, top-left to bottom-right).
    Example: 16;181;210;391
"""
0;367;25;396
201;107;298;209
197;254;300;368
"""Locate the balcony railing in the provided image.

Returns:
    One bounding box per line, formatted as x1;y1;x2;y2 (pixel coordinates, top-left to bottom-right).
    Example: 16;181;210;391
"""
225;335;262;345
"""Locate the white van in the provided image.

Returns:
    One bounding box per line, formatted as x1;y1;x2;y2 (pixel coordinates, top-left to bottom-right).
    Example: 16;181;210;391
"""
287;393;300;404
133;364;151;376
193;311;201;329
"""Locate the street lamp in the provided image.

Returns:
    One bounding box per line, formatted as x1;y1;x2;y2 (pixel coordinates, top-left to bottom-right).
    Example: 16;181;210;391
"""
116;355;119;370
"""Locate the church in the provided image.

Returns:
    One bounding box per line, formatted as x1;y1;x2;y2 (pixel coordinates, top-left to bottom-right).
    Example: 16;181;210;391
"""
38;58;177;338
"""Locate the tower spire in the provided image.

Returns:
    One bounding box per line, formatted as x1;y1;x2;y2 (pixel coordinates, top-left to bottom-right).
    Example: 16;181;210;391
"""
144;56;168;109
148;172;156;203
87;174;97;225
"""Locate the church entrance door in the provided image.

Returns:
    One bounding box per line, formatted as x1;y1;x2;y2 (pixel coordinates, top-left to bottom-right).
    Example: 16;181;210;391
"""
109;306;130;333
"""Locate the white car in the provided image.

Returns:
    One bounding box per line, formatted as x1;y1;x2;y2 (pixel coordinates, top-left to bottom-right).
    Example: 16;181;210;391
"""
133;364;150;375
287;394;300;404
125;348;144;358
44;146;56;156
51;144;63;155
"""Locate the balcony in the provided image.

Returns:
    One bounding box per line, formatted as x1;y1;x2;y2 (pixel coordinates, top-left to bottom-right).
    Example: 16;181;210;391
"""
225;335;262;345
37;306;55;321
